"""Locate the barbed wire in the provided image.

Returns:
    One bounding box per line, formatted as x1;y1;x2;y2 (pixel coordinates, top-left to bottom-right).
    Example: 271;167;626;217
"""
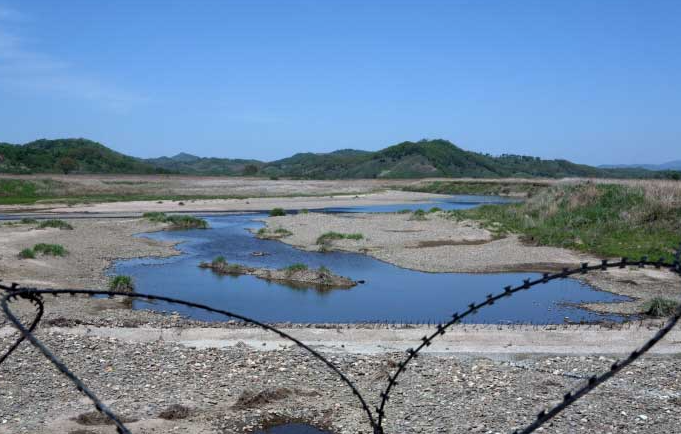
1;247;680;433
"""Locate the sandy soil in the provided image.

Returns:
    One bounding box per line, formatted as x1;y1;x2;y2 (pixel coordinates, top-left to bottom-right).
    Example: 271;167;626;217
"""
0;190;444;215
260;212;595;272
0;218;179;289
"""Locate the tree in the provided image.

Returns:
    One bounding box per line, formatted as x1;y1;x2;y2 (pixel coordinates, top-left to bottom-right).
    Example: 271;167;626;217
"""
242;164;258;176
57;157;78;174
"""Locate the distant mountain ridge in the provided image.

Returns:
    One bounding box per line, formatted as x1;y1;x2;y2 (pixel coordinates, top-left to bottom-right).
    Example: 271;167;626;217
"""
599;161;681;171
0;137;678;179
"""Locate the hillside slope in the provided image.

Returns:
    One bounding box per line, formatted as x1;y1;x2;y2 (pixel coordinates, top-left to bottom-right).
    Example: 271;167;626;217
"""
1;137;675;179
0;138;165;174
144;153;263;176
261;139;670;179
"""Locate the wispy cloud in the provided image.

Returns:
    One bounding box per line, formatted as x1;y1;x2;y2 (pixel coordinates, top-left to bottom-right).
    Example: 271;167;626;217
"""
0;5;146;112
0;5;24;21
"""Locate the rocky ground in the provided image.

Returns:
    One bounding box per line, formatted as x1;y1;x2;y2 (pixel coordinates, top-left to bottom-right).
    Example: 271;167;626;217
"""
1;328;680;434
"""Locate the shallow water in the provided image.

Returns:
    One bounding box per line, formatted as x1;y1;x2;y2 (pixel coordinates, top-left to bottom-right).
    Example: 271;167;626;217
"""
113;198;629;324
255;424;331;434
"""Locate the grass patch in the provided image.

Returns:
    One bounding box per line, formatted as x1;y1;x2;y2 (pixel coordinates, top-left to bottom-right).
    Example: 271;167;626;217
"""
405;180;547;197
143;212;208;229
32;243;67;256
20;218;38;224
200;257;247;274
642;298;679;317
109;275;134;292
269;207;286;217
142;211;168;222
37;219;73;230
409;209;427;221
281;263;309;276
449;183;681;261
165;215;208;229
316;231;364;245
18;248;35;259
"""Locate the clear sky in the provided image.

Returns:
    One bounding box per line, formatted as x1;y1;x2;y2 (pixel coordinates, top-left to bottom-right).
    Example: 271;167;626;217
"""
0;1;679;164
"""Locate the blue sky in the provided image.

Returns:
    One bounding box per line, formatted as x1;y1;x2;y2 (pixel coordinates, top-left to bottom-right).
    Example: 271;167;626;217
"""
0;1;679;164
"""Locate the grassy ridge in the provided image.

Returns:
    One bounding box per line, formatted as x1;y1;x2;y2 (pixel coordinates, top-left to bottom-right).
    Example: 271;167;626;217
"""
450;183;681;261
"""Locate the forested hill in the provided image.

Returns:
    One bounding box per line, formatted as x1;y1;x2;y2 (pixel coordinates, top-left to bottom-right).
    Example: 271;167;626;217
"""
0;138;165;174
258;140;674;179
0;138;676;179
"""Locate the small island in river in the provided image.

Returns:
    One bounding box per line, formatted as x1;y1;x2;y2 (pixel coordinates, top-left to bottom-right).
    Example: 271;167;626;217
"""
199;256;358;289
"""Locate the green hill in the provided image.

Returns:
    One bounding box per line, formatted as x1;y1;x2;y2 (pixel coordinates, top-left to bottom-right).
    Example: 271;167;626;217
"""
0;137;676;179
144;153;263;176
0;138;165;174
260;139;672;179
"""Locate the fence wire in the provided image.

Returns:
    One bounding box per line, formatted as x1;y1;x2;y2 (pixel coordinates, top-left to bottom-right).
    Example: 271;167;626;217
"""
1;247;680;434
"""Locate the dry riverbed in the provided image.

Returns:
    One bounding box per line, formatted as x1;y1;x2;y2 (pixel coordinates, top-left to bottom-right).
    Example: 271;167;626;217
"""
0;203;679;433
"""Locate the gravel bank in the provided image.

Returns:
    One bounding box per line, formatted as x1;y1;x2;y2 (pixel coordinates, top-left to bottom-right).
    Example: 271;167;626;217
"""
1;329;679;433
261;212;594;273
0;218;179;289
0;190;443;214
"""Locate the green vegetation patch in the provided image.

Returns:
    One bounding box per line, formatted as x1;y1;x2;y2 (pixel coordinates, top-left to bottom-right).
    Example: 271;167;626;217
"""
281;263;309;276
142;211;168;222
18;248;36;259
269;208;286;217
109;275;134;292
409;209;428;221
316;231;364;245
642;298;679;317
405;180;548;197
37;219;74;230
143;212;208;229
32;243;67;256
449;183;681;261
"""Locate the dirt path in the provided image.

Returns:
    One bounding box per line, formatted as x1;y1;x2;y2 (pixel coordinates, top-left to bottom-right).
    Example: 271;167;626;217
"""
4;324;678;356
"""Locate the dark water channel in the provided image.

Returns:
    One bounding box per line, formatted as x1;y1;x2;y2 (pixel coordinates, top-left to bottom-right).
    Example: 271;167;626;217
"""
255;424;331;434
112;198;629;324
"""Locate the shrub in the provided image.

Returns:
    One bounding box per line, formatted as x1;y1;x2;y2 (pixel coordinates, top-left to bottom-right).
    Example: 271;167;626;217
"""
20;218;38;224
316;231;363;245
274;228;292;236
428;207;443;213
18;248;35;259
109;275;134;292
409;209;427;221
165;215;209;229
37;219;73;230
143;211;168;222
212;255;227;266
33;243;67;256
281;263;308;276
269;208;286;217
642;298;679;317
